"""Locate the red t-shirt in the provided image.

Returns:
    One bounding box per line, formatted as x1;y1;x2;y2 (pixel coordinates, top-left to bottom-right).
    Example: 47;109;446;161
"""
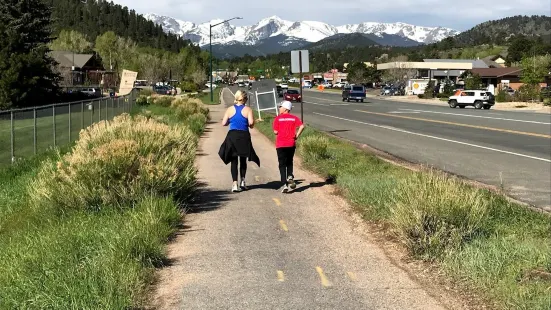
273;113;303;148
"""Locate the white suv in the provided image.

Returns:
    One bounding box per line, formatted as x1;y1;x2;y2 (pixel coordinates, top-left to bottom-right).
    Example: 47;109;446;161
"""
448;90;495;110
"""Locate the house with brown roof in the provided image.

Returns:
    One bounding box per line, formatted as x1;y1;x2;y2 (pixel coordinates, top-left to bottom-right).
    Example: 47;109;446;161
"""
470;67;549;91
50;51;107;87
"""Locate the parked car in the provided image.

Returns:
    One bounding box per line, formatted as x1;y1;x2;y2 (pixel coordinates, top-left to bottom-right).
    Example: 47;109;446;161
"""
342;85;366;102
153;85;171;95
448;90;495;109
333;82;345;88
237;81;245;87
279;82;288;89
283;89;302;102
79;87;101;97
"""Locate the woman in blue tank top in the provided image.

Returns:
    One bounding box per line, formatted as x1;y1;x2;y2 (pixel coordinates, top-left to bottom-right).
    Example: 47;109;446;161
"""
221;90;258;192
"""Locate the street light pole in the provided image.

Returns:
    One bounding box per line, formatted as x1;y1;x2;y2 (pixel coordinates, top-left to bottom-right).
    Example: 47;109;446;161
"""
209;16;242;103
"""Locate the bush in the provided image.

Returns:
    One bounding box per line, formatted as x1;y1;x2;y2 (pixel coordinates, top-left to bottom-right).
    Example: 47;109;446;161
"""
543;98;551;106
495;89;511;102
424;81;436;99
29;114;198;212
417;94;425;99
514;84;540;102
186;113;208;136
138;88;154;97
298;135;331;162
136;95;149;106
170;98;209;121
179;81;198;93
153;96;175;107
390;170;490;260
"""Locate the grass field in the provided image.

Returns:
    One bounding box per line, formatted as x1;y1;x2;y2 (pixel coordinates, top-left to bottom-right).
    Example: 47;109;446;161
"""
0;96;207;309
197;88;222;105
254;112;551;310
0;96;133;167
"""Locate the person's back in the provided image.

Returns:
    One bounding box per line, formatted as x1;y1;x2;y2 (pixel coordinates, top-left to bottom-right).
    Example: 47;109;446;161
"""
229;104;250;131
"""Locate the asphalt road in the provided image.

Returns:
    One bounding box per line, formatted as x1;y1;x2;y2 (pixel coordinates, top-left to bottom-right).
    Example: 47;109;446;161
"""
231;81;551;208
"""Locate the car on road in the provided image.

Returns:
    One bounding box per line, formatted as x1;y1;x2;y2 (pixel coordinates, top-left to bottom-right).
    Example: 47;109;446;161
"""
283;89;302;102
448;90;495;109
279;82;288;88
333;82;345;88
205;83;217;89
342;85;366;102
237;81;245;87
79;87;101;97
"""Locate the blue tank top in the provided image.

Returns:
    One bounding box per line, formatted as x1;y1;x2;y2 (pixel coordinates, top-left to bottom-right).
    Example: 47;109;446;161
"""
229;105;249;131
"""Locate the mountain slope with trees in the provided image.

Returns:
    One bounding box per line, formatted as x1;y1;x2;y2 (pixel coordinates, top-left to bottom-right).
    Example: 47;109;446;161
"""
43;0;188;52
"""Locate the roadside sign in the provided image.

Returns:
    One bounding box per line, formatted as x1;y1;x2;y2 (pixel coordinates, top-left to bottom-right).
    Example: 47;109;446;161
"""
291;50;309;73
291;50;308;122
254;88;278;120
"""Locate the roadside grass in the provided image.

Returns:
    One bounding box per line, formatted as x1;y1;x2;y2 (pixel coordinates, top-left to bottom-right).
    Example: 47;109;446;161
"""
254;112;551;310
0;95;208;308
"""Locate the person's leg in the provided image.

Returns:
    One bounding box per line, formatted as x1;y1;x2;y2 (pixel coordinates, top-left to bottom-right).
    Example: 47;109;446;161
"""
230;157;239;192
276;148;288;187
239;156;248;188
286;146;296;180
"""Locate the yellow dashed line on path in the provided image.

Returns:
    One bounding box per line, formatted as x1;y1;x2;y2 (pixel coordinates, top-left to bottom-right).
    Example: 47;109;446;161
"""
347;272;357;281
279;220;288;231
316;266;332;287
277;270;285;282
255;176;260;182
272;198;281;206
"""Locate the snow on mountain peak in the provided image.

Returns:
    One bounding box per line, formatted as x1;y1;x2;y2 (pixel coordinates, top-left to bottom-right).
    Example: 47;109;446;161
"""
144;14;459;47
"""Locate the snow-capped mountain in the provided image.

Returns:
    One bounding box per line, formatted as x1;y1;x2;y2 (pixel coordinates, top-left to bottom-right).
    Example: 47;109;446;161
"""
145;13;460;47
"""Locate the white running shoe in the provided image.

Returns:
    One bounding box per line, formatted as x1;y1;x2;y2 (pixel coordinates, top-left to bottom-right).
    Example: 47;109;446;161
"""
281;184;289;193
240;179;247;190
232;183;240;192
287;176;296;189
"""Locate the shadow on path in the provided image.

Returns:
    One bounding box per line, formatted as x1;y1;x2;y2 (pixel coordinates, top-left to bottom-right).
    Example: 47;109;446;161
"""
185;181;231;214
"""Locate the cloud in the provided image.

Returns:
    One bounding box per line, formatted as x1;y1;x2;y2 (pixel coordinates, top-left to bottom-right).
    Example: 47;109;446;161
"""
110;0;550;30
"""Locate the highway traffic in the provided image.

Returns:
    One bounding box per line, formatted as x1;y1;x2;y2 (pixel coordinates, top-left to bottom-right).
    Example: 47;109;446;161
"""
238;81;551;208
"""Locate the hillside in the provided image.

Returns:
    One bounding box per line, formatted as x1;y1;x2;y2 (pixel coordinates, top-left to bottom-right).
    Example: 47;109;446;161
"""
43;0;190;52
452;15;551;45
306;33;380;50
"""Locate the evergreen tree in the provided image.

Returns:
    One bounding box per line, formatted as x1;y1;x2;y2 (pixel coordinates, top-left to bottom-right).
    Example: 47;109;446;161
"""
0;0;60;109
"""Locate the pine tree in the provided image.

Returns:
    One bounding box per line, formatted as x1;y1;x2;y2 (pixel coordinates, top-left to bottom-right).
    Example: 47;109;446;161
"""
0;0;60;109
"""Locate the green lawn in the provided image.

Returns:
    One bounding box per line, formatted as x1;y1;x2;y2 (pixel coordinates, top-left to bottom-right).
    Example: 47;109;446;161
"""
255;112;551;310
0;97;133;167
198;88;221;105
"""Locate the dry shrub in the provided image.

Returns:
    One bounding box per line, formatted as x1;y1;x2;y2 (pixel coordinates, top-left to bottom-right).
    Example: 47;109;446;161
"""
390;170;490;260
153;96;175;107
170;97;209;121
30;114;198;212
298;135;331;162
186;113;208;136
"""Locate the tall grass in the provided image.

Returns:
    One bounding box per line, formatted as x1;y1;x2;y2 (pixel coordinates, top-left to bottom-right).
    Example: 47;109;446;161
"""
0;95;208;308
254;112;551;310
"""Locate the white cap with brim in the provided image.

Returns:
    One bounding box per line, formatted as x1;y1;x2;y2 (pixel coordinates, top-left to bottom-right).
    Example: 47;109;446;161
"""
279;100;292;110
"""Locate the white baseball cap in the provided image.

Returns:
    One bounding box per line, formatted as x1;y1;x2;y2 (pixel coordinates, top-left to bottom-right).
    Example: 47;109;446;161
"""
279;100;292;110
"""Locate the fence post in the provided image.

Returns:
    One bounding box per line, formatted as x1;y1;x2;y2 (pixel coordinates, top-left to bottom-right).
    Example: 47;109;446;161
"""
98;99;102;122
53;106;56;147
68;103;71;142
81;101;84;130
10;111;14;163
105;99;107;120
33;108;37;155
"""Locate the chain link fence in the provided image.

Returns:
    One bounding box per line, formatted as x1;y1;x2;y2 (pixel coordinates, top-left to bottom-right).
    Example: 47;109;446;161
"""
0;90;137;167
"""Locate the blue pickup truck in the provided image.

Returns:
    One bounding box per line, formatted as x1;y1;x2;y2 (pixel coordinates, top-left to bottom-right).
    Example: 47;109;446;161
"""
342;85;366;102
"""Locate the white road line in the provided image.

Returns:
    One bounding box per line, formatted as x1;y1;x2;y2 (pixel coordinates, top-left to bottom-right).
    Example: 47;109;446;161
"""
398;108;551;125
313;112;551;163
304;101;329;106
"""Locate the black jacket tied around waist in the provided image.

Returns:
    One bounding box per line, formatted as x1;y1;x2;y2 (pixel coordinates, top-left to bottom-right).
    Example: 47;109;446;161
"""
218;130;260;166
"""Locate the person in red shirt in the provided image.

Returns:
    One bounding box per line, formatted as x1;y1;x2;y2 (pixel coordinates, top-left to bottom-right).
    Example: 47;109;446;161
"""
273;101;305;193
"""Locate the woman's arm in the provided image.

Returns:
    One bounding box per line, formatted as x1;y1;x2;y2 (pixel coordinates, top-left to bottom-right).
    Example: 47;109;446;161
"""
222;108;230;126
247;107;255;128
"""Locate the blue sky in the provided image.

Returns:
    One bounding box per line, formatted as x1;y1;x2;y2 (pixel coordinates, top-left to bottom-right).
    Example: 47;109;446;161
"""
111;0;550;31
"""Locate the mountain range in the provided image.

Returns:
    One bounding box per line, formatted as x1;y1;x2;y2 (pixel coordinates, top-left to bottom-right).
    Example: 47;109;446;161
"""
144;14;460;58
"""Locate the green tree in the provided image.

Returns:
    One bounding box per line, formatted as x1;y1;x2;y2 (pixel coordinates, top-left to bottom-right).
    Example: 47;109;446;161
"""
0;0;60;109
347;62;368;84
95;31;118;70
50;29;92;53
465;73;483;90
520;55;549;85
